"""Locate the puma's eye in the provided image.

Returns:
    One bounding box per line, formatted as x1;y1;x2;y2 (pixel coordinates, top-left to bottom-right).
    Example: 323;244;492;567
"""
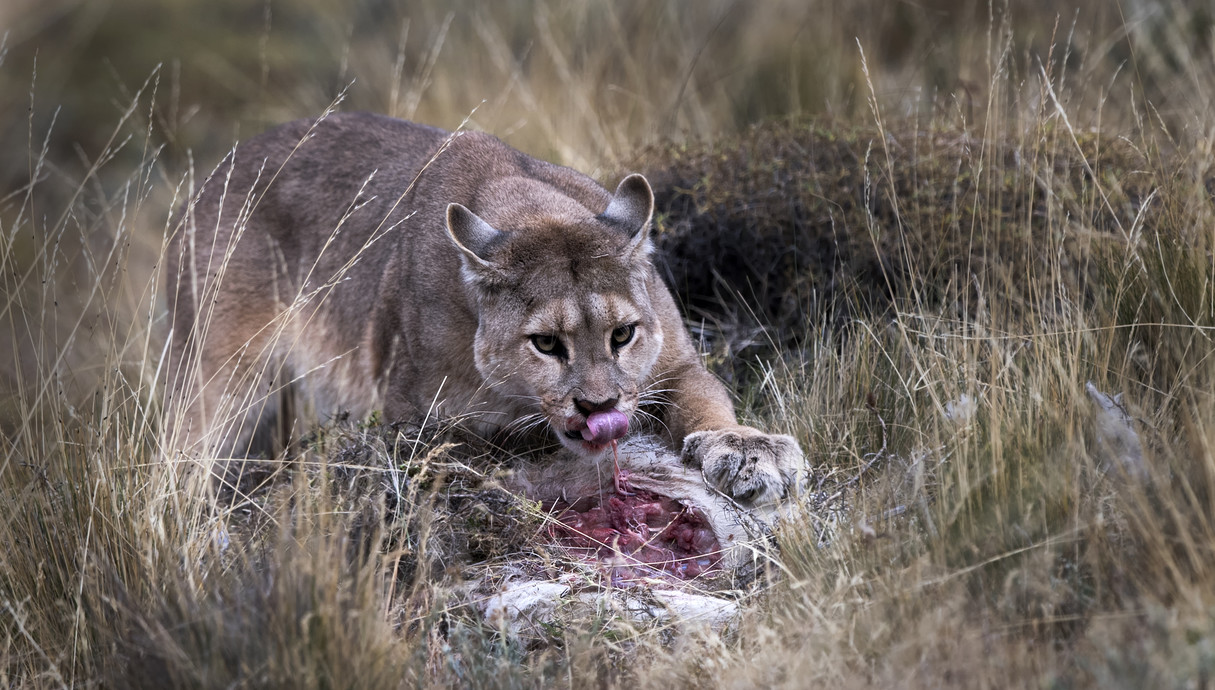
611;324;636;349
530;334;565;357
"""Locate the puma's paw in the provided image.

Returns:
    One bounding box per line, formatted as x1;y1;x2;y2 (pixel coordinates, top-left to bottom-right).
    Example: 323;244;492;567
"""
681;426;805;506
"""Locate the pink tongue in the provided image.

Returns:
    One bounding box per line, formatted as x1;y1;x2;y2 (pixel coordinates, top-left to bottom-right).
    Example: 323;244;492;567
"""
580;410;629;444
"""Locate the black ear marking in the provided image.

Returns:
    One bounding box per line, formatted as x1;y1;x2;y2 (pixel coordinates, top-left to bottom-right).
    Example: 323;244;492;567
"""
446;203;502;267
599;173;654;251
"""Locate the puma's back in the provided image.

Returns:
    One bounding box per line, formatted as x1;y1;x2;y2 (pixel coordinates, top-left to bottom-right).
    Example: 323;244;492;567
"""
166;112;803;506
166;113;657;460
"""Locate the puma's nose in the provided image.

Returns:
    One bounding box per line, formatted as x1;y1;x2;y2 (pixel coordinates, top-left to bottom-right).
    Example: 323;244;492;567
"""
574;396;619;416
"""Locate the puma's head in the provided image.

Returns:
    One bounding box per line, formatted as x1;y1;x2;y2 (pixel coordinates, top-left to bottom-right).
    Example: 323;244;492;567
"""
445;173;663;456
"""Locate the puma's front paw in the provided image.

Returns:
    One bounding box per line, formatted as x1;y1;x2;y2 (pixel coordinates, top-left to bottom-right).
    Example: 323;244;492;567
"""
681;427;805;506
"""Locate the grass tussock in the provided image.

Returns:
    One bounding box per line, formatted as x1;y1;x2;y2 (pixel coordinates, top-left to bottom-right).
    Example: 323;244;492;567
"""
642;119;1158;350
5;0;1215;687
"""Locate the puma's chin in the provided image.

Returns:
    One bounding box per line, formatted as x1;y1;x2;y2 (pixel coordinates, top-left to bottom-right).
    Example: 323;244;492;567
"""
556;426;615;457
552;410;632;457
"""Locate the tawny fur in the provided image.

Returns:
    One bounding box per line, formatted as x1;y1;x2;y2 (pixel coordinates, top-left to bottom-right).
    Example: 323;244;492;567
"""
164;112;804;505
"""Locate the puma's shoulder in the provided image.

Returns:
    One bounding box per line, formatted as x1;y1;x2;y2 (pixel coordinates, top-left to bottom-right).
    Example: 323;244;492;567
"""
165;114;805;508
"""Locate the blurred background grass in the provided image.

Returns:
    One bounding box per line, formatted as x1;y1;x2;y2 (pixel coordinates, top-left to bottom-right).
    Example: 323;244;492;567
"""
5;0;1210;187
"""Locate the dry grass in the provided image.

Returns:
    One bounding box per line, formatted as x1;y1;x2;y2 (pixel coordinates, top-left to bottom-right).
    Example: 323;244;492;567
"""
4;0;1215;687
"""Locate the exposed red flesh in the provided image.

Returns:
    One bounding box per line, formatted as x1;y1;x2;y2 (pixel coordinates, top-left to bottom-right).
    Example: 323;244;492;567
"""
547;483;723;580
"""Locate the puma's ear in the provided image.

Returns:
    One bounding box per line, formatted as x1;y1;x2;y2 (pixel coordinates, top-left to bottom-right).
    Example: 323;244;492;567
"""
446;203;502;270
599;173;654;255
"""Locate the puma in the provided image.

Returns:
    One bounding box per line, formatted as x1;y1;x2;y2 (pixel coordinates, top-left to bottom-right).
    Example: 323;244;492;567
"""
165;112;804;505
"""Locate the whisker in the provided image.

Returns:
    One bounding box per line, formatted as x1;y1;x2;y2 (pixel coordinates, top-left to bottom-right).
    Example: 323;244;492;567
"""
500;412;552;441
500;411;546;432
500;392;543;404
638;390;676;403
633;408;673;438
510;417;549;436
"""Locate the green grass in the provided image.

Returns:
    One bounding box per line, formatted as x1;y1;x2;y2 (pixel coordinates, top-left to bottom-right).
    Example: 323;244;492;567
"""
5;0;1215;687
